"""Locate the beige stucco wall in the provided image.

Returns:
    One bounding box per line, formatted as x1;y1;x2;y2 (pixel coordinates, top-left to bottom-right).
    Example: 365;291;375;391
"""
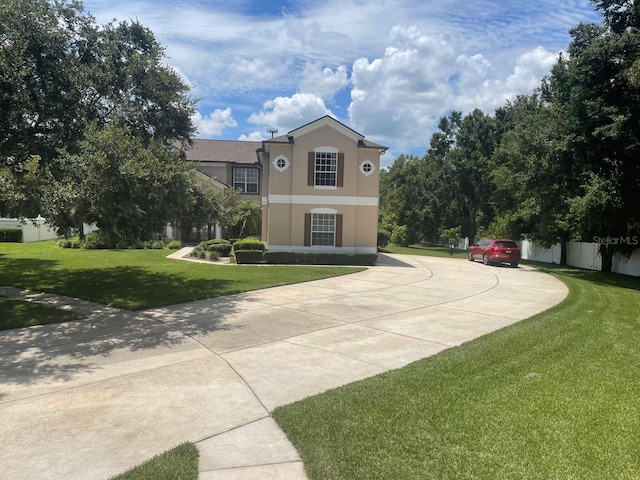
262;121;381;252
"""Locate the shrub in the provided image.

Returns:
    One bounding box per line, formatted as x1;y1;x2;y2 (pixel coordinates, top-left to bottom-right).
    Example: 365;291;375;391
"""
206;238;231;245
82;231;108;249
209;243;233;256
0;228;22;242
233;238;266;252
377;229;391;248
197;249;207;259
57;239;72;248
208;250;220;261
234;249;264;264
390;225;409;246
167;240;182;250
263;252;377;266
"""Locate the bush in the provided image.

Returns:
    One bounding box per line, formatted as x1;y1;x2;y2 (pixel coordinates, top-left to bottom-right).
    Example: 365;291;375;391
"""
206;238;231;245
234;249;264;264
263;252;377;266
197;249;207;259
208;250;220;261
209;243;233;256
167;240;182;250
57;239;72;248
377;229;391;248
0;228;22;242
390;225;409;246
82;231;108;249
233;238;266;252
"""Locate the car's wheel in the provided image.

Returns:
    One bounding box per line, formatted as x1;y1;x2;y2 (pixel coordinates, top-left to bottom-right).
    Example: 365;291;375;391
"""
482;253;490;265
510;262;519;268
468;251;474;262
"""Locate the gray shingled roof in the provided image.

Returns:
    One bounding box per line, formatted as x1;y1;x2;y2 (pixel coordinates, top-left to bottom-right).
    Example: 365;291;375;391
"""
181;139;261;164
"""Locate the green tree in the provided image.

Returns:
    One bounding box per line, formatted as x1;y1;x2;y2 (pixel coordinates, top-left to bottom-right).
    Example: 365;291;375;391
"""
232;199;262;239
0;0;195;225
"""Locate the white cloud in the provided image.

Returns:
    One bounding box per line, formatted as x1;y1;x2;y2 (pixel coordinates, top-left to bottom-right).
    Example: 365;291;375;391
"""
299;63;349;100
192;108;237;137
248;93;334;132
238;131;266;141
506;46;558;92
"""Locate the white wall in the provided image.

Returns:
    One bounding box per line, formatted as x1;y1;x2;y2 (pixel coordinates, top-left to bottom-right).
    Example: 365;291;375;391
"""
0;216;58;242
521;239;640;276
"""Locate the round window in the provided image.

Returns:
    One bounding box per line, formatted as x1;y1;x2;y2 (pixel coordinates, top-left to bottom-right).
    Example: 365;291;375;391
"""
359;160;375;176
273;155;290;172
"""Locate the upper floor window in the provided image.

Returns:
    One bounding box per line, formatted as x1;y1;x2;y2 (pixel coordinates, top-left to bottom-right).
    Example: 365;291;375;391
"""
315;151;337;187
233;167;259;194
307;147;344;188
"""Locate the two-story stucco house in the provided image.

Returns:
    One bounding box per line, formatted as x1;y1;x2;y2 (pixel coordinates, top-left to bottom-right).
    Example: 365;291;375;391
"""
181;115;387;253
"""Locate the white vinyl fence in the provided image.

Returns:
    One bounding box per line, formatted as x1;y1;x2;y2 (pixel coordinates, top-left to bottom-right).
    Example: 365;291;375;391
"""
521;239;640;276
0;216;58;242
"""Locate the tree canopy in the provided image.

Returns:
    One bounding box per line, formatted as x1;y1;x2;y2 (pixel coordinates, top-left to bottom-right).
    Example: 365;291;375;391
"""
380;0;640;271
1;0;199;243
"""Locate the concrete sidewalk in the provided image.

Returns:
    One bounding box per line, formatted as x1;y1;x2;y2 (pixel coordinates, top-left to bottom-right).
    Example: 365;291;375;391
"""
0;254;568;479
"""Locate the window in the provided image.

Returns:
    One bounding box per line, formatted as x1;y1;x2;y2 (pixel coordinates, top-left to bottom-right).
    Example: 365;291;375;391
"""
308;148;344;187
360;159;375;176
304;212;343;247
233;167;259;193
311;213;336;246
273;155;290;172
315;151;337;186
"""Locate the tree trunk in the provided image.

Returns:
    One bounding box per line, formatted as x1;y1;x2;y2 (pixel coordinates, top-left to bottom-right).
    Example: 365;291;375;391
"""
600;244;614;273
560;239;567;265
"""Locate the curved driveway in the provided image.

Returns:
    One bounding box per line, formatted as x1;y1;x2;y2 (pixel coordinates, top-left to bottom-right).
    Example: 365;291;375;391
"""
0;254;567;479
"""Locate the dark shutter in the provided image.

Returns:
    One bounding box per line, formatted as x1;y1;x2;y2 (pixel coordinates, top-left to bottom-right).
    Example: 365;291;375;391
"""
304;213;312;246
308;152;315;186
337;153;344;187
335;214;343;247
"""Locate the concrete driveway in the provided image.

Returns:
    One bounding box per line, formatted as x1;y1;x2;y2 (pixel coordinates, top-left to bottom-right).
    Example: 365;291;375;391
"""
0;254;567;479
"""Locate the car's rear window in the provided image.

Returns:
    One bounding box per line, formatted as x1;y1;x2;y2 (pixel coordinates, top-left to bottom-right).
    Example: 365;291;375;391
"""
495;241;518;248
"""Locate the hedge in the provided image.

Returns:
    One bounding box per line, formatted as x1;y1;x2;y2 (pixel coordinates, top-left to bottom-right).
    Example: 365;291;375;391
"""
206;238;231;245
234;250;264;264
0;228;23;242
208;243;233;256
263;252;377;266
233;238;266;252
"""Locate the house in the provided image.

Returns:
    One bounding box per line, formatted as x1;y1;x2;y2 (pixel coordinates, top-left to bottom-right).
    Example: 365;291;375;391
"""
181;115;387;253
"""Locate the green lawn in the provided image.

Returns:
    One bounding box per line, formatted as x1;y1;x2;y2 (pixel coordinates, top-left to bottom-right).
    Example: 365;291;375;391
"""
110;443;198;480
0;241;364;310
273;263;640;479
381;243;468;259
0;296;85;330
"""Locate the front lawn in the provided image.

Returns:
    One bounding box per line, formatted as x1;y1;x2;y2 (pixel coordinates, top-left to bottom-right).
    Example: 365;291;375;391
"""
111;443;198;480
0;296;85;331
0;241;364;310
273;264;640;479
381;243;468;259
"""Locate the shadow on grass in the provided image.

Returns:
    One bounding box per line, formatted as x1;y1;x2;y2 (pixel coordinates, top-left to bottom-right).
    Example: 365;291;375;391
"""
0;257;254;397
523;260;640;292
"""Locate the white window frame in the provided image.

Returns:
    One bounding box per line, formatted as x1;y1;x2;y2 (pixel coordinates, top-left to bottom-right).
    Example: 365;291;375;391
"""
314;146;338;189
311;212;336;246
360;159;375;176
273;155;290;172
233;167;259;194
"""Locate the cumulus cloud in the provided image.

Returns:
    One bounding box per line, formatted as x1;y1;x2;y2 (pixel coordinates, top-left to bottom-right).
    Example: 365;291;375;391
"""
248;93;334;132
192;108;237;137
238;131;266;141
299;63;349;100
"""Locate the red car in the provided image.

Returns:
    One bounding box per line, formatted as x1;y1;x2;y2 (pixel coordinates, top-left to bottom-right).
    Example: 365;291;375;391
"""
468;238;520;267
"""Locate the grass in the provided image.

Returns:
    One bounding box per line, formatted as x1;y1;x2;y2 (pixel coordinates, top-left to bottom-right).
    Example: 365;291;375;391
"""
273;262;640;479
0;241;364;310
381;243;468;259
110;443;198;480
0;296;85;330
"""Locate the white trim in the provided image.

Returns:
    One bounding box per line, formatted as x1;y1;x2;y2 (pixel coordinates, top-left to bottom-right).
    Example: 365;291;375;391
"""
272;154;290;172
268;194;378;206
262;196;269;206
291;117;364;142
310;208;338;214
359;159;375;176
268;245;377;254
314;185;337;190
314;146;339;154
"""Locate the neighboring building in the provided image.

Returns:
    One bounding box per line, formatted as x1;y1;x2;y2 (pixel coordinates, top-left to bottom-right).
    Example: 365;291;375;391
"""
181;115;387;253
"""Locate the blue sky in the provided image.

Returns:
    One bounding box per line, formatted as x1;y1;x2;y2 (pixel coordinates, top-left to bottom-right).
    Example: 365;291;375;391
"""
82;0;601;166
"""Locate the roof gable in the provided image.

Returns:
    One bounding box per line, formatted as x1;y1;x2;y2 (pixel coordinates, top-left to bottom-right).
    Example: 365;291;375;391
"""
288;115;365;142
181;139;260;164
